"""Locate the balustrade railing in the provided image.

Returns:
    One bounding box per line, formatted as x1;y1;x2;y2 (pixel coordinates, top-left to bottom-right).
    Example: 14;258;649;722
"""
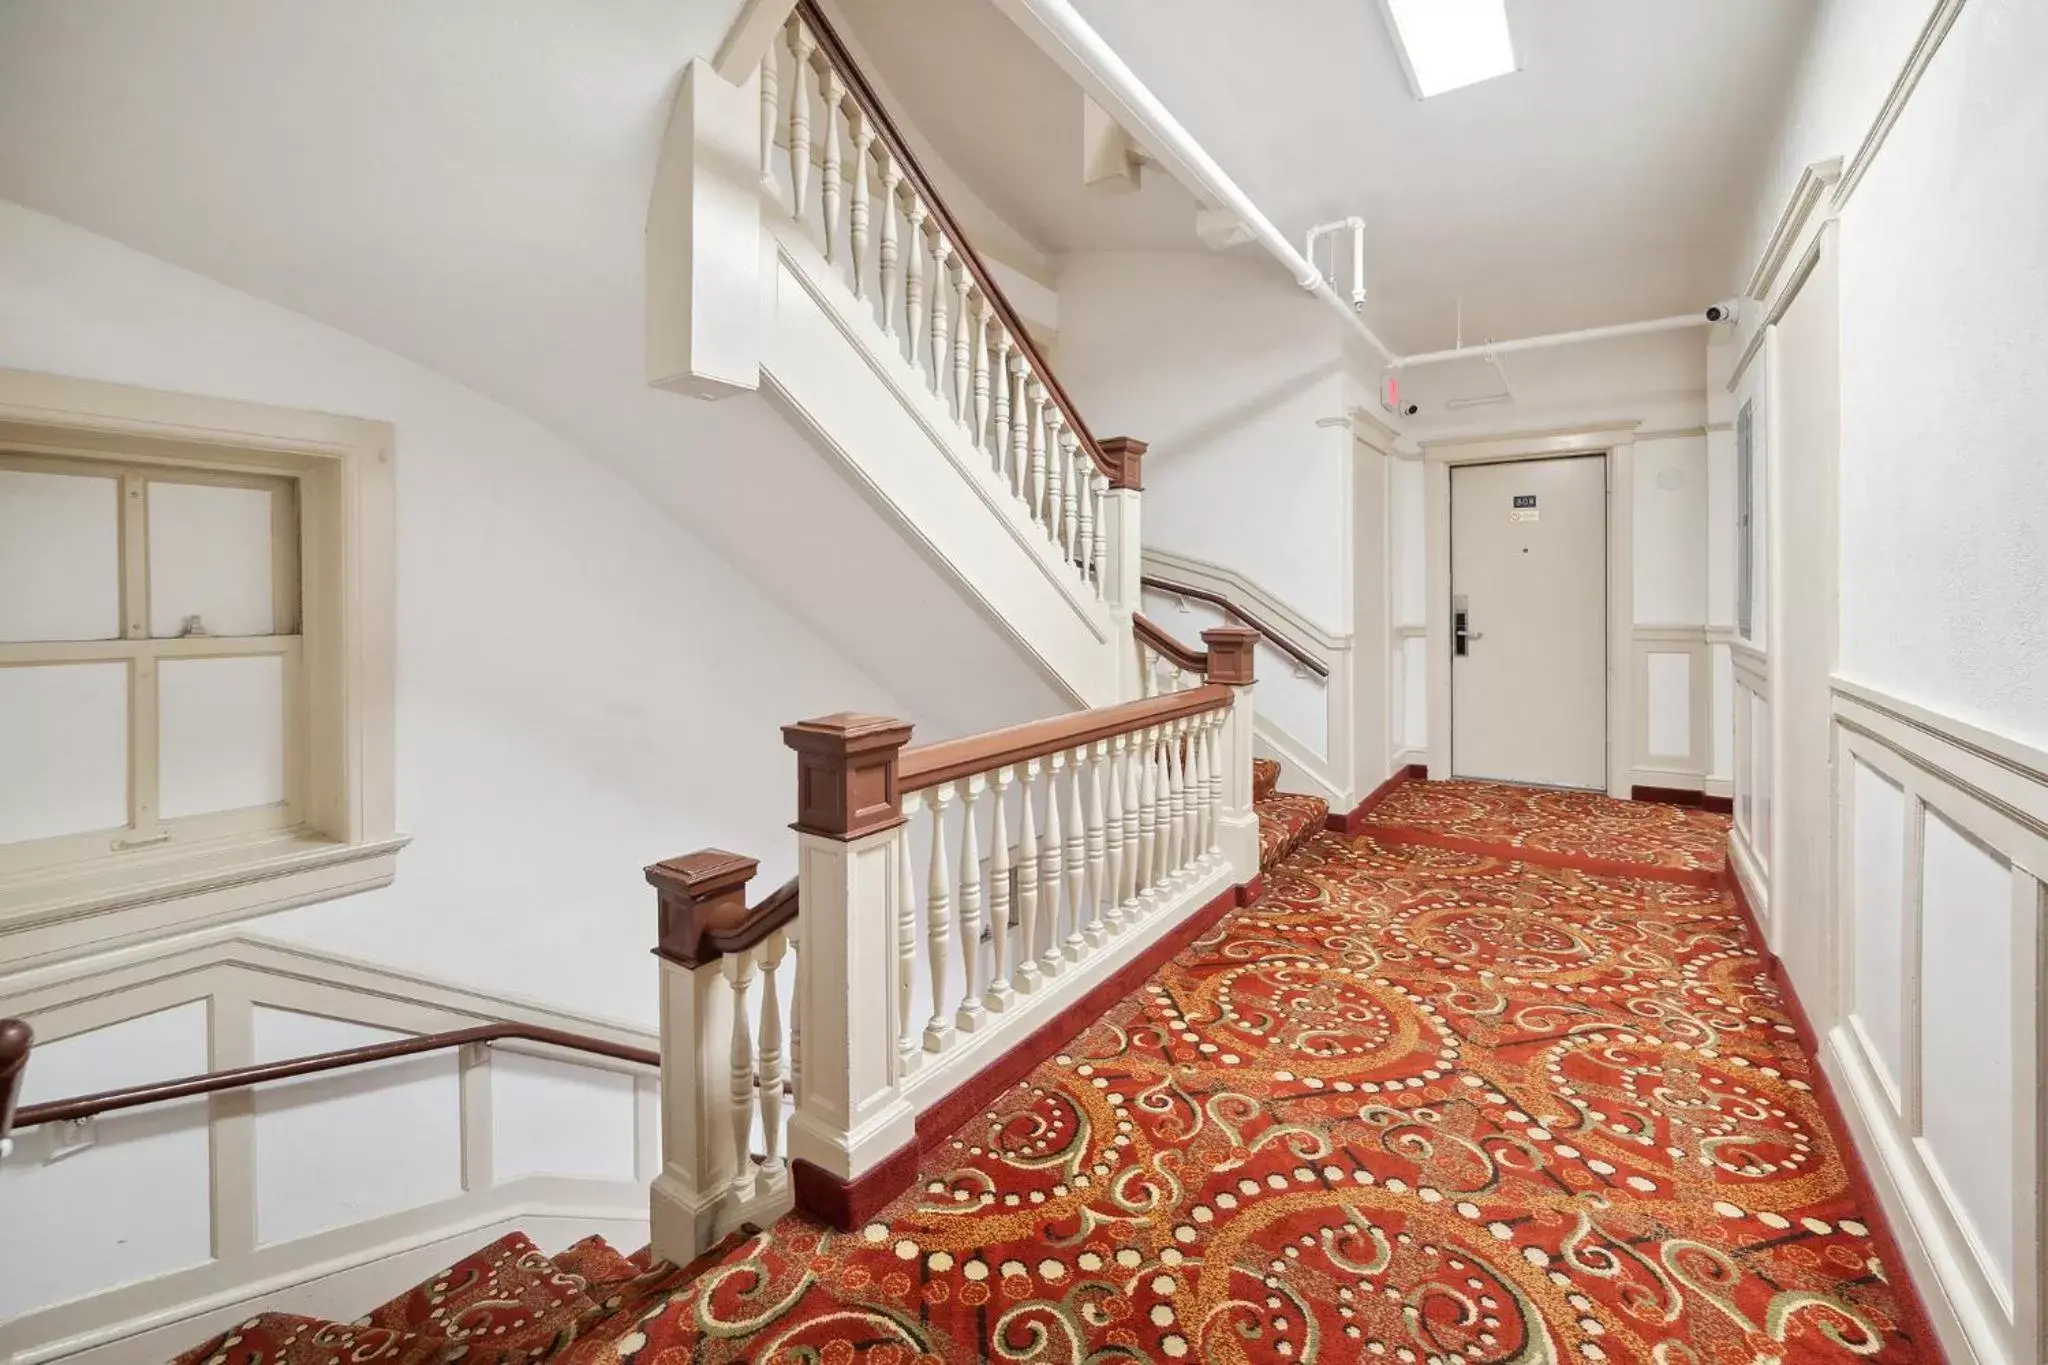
753;3;1141;598
649;627;1265;1258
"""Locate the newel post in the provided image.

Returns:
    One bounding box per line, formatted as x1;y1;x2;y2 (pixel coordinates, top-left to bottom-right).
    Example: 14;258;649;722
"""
1098;437;1146;613
645;849;757;1262
1;1017;30;1160
1203;626;1264;885
780;713;920;1229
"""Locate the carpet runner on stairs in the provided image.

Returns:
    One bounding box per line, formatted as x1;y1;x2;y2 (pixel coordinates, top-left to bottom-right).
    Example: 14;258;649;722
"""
1253;755;1327;871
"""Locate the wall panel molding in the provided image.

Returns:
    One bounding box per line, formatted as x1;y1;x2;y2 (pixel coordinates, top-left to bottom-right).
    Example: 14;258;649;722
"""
1828;678;2046;1365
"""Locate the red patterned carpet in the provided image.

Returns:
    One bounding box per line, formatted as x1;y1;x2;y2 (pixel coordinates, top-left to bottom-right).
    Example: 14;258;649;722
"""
1366;778;1731;883
546;781;1936;1364
168;779;1934;1365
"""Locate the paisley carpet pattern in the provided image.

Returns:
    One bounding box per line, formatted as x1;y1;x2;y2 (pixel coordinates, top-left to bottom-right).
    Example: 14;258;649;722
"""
1366;779;1731;882
565;788;1933;1364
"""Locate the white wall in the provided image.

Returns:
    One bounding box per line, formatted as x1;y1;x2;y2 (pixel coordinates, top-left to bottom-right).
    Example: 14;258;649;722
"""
1057;251;1353;635
0;199;912;1028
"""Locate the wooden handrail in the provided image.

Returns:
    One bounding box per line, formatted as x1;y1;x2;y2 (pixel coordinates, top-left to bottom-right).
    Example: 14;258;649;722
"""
795;0;1124;488
708;875;799;957
899;683;1231;793
1132;613;1208;673
1140;575;1330;679
4;1021;657;1132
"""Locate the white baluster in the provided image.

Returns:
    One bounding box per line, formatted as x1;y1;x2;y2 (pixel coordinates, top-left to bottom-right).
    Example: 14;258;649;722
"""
1165;718;1186;881
1135;726;1159;915
950;257;972;424
790;929;803;1096
904;199;927;367
723;948;758;1201
877;154;903;338
956;774;987;1033
757;930;789;1187
1196;712;1212;859
820;69;845;263
1091;474;1109;599
986;765;1014;1011
1025;378;1048;525
1009;356;1030;502
1038;752;1066;980
928;234;953;400
1059;428;1081;563
924;785;955;1053
990;327;1014;482
758;30;779;184
1062;744;1086;962
1103;733;1126;937
1122;728;1144;920
785;18;814;220
848;109;875;300
1044;407;1066;546
1083;740;1107;948
971;295;993;455
1188;714;1209;865
1075;453;1095;577
1014;757;1042;994
894;807;919;1077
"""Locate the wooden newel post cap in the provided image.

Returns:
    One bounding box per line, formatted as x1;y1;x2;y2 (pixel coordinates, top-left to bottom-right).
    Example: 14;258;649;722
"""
782;712;914;840
1201;627;1260;686
1099;436;1146;491
646;849;758;968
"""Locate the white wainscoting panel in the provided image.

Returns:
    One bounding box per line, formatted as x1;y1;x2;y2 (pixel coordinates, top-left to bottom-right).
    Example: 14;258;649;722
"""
1829;679;2046;1365
1848;756;1908;1107
0;936;657;1365
251;1010;465;1247
0;1004;214;1323
1645;652;1692;759
1631;626;1708;789
1400;632;1428;754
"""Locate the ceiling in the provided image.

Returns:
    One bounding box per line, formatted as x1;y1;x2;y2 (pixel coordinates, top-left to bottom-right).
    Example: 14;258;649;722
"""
843;0;1816;351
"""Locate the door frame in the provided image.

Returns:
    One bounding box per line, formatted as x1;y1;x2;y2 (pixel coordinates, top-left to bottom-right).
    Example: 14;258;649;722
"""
1421;421;1639;798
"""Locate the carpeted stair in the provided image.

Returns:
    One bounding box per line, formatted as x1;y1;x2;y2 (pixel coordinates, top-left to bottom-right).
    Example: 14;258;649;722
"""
1252;754;1326;870
170;1232;696;1365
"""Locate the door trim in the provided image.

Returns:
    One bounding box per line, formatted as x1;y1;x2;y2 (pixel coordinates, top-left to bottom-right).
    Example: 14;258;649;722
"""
1422;422;1639;799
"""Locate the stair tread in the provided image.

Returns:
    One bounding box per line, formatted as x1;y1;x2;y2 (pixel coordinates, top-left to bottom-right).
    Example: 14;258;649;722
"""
1256;790;1328;871
360;1231;594;1360
547;1235;638;1294
170;1314;420;1365
1252;756;1281;802
550;1229;763;1365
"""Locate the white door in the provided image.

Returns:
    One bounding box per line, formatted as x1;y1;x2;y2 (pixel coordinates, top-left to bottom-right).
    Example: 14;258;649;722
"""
1450;454;1607;788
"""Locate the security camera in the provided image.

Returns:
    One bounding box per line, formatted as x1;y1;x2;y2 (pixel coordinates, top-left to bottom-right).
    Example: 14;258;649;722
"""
1400;402;1419;417
1705;299;1740;324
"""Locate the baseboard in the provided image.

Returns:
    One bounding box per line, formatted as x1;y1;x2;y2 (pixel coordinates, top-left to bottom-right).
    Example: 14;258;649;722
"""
1327;763;1428;835
794;872;1256;1231
1630;783;1729;813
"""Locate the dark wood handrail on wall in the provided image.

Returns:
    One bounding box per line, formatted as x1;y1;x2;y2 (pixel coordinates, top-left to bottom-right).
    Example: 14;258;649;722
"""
1139;575;1331;679
794;0;1133;491
0;1020;657;1135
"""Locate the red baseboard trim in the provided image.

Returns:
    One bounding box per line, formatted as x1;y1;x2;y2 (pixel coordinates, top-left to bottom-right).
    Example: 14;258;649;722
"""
795;873;1258;1232
1699;793;1733;815
1327;762;1429;835
1721;868;1952;1364
1630;783;1706;807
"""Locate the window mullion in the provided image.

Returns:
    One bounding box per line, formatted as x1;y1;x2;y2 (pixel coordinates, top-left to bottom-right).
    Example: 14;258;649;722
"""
118;471;163;846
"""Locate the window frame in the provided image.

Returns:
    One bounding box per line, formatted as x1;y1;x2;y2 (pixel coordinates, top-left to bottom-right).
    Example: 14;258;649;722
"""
0;369;402;968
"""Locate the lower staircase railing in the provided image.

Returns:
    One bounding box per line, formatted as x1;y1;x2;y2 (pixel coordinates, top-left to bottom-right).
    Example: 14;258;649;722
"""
647;626;1265;1258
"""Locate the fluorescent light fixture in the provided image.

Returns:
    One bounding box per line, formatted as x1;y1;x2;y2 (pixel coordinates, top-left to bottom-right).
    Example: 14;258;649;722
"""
1378;0;1519;99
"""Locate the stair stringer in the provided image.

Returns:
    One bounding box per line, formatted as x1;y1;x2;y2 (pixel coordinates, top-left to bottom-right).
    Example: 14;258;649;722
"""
756;221;1124;711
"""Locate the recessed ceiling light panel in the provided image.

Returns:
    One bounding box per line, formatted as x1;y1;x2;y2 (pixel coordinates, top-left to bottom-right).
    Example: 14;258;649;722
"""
1378;0;1519;99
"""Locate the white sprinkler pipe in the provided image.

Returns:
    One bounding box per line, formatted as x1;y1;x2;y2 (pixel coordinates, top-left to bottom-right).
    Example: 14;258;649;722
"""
995;0;1712;373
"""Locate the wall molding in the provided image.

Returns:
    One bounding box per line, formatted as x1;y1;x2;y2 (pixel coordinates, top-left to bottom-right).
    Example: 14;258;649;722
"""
1141;547;1350;655
1827;677;2047;1365
0;935;657;1365
1832;0;1970;210
1745;157;1844;302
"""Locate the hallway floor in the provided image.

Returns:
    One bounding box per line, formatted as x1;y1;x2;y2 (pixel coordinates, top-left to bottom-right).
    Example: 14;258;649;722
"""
572;783;1935;1364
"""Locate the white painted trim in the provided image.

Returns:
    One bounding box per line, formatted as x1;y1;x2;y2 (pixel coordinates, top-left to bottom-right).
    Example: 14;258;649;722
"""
1140;548;1350;654
1422;424;1638;797
1826;680;2048;1365
1745;157;1844;302
0;369;400;969
1632;626;1710;782
1831;0;1970;210
0;938;657;1365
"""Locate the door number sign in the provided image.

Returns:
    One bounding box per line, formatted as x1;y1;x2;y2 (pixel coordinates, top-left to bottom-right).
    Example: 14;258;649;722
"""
1511;493;1538;522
